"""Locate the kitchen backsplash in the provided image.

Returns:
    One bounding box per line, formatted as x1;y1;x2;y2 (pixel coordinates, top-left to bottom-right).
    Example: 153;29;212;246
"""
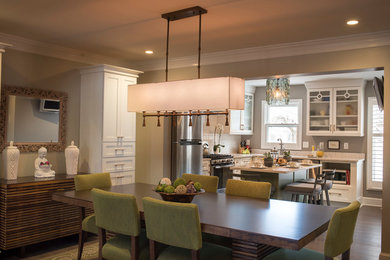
203;132;241;154
202;114;241;154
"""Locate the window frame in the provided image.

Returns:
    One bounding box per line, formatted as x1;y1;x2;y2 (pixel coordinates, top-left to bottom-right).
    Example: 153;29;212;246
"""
261;99;302;150
367;97;383;190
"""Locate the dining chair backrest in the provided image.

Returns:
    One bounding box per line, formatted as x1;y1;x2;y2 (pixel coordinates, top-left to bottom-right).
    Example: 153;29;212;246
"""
225;179;271;199
324;200;360;258
74;173;112;191
91;188;141;236
182;173;219;193
142;197;202;250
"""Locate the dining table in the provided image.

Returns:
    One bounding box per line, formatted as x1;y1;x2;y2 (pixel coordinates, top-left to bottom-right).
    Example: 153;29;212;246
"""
52;182;336;259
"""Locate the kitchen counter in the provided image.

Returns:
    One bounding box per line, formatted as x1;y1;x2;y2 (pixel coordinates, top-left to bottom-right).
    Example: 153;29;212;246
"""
230;164;322;174
232;151;365;163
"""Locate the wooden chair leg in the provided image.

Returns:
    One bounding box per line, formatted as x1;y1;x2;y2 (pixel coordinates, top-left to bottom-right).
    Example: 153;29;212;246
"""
191;249;200;260
325;190;331;206
149;240;157;260
320;191;324;205
131;236;139;260
342;248;350;260
98;228;106;260
78;231;87;260
77;207;86;260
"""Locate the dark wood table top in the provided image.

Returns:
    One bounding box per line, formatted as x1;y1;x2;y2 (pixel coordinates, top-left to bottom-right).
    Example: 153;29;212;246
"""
52;183;337;250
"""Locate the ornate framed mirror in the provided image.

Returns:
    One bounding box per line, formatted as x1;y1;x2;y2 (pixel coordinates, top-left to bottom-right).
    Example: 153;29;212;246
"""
0;86;67;152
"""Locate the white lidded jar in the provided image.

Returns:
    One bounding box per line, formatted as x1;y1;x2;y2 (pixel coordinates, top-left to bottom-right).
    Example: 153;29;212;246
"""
65;141;79;175
2;141;20;180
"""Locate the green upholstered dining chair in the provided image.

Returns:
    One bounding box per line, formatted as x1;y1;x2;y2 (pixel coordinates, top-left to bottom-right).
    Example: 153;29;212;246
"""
182;173;229;247
142;197;232;260
263;201;361;260
74;173;112;260
92;188;148;260
225;179;271;199
182;173;219;193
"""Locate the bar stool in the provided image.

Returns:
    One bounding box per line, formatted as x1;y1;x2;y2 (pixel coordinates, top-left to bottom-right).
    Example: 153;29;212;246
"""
284;173;326;204
299;169;335;206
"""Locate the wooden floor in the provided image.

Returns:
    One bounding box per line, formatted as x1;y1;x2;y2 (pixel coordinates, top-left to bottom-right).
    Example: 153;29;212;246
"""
0;205;382;259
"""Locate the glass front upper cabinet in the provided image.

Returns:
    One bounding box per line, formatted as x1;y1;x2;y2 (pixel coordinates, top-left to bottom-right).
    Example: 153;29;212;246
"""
306;79;364;137
230;93;254;135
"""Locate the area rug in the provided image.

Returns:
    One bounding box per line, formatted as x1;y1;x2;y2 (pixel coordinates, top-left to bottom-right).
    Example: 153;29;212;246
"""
26;241;98;260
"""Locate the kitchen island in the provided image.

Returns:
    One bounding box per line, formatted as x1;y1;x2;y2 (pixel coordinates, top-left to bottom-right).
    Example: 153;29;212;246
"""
230;164;322;199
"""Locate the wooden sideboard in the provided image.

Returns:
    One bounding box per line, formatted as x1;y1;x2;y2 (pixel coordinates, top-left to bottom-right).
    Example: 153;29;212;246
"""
0;174;84;250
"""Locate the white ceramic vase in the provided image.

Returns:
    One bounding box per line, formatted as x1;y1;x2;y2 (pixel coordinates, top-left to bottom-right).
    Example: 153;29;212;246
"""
65;141;79;175
2;141;20;180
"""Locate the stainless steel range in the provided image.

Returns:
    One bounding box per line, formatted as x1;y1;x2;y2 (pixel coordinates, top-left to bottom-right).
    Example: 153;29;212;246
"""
205;154;234;167
203;154;234;188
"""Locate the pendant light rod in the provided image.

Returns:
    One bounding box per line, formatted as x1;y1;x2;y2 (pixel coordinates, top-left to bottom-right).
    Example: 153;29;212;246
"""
198;13;202;79
165;18;170;82
162;6;207;81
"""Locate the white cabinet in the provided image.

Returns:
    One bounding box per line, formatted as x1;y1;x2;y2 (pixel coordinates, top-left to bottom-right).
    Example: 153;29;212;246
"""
320;159;364;203
80;65;142;185
230;93;254;135
305;79;364;136
103;73;136;142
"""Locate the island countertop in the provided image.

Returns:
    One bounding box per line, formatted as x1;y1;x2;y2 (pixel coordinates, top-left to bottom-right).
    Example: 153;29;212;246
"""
232;152;365;163
230;164;322;174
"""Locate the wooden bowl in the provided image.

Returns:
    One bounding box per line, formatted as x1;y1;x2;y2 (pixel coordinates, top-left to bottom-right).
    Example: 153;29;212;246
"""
155;190;204;203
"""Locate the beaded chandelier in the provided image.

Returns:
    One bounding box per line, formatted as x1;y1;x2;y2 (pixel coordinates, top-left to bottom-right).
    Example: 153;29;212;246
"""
266;78;290;105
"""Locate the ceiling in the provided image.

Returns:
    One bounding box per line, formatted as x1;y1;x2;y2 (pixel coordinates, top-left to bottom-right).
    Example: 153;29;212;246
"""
1;0;390;65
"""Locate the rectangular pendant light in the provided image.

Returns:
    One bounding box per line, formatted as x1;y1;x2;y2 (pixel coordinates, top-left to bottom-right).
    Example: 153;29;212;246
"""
127;77;245;112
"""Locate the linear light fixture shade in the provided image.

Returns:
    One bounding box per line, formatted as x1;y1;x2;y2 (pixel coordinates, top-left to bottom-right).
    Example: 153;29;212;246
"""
127;77;245;112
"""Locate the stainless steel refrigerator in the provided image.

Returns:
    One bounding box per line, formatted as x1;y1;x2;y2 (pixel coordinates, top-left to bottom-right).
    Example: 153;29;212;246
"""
171;116;203;180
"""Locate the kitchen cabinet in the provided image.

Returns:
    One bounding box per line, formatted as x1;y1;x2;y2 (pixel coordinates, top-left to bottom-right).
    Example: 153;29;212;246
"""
305;79;364;136
320;160;363;203
80;65;142;185
230;93;254;135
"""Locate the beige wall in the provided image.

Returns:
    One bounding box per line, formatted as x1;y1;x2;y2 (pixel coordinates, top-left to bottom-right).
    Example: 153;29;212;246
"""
138;45;390;258
1;49;86;177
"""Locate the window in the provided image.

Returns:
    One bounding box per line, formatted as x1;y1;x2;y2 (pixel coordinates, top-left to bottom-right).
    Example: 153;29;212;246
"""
367;97;384;190
261;99;302;150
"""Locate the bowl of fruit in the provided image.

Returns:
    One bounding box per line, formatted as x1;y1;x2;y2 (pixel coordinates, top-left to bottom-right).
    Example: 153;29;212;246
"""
154;177;204;203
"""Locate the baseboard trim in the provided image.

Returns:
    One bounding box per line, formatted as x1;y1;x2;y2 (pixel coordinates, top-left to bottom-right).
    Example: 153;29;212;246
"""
380;252;390;260
362;197;382;207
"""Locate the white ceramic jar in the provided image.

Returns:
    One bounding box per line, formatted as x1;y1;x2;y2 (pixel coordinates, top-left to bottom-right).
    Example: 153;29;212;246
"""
2;141;20;180
65;141;79;175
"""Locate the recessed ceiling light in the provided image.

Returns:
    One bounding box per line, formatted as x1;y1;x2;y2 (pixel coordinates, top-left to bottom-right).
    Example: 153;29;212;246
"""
347;20;359;25
145;50;154;54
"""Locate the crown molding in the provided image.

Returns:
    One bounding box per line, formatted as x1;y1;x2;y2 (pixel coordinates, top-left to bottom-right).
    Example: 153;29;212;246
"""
1;30;390;71
0;42;12;52
0;33;128;66
132;30;390;71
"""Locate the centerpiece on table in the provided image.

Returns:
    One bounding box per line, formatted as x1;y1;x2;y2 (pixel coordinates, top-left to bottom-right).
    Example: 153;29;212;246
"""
154;177;204;203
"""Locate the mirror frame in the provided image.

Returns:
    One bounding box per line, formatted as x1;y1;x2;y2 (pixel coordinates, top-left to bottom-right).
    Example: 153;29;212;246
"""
0;85;68;152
